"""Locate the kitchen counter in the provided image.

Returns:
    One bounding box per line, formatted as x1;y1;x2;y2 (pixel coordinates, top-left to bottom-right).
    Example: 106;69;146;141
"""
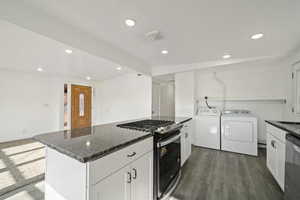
265;120;300;139
34;116;192;163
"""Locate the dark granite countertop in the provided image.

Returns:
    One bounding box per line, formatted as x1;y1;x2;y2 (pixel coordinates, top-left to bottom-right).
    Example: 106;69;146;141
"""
265;120;300;139
34;116;192;163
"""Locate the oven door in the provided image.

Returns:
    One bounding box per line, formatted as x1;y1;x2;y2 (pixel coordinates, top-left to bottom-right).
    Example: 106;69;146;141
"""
157;133;181;198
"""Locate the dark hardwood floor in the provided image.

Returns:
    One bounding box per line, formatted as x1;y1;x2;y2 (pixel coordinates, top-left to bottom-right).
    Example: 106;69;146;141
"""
172;146;284;200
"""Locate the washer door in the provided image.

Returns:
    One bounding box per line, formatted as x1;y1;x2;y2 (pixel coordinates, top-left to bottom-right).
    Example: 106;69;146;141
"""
194;116;220;150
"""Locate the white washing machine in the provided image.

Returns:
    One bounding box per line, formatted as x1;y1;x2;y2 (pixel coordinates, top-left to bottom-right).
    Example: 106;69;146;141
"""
221;110;258;156
194;107;221;150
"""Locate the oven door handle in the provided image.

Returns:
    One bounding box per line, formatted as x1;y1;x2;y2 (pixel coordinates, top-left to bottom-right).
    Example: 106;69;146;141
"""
158;134;181;147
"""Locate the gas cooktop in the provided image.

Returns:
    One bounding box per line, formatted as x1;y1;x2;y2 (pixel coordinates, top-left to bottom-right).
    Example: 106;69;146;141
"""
117;119;174;132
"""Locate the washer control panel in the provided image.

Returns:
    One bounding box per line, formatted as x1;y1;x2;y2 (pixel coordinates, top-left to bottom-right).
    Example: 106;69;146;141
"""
198;107;220;116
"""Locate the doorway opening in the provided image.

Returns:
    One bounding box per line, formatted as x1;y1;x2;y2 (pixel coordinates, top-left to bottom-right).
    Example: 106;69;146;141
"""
64;84;68;129
152;74;175;117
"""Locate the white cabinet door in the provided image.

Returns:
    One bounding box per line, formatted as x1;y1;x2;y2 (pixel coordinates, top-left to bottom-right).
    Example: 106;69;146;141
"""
266;130;286;191
181;121;192;166
181;132;186;166
185;132;192;160
267;132;277;178
93;166;131;200
131;152;153;200
277;139;286;191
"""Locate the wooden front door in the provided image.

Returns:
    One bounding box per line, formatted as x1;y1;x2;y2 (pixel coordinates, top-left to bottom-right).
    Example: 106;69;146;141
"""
71;85;92;129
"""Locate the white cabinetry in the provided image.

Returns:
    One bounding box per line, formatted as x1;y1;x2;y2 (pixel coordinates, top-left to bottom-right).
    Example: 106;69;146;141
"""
181;120;193;166
93;165;131;200
266;123;287;191
45;137;153;200
93;152;153;200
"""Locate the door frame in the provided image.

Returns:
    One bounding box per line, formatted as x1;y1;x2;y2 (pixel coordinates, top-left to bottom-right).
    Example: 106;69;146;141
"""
63;83;95;130
293;62;300;115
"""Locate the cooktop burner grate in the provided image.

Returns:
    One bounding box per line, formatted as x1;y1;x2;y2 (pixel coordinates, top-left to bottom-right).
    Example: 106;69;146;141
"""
117;120;174;132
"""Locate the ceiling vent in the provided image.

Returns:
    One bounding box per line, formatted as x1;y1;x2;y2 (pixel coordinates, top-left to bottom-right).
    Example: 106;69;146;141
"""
145;30;163;41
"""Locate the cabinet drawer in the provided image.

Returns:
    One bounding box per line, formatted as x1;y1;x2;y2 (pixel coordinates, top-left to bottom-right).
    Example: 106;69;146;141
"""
266;124;287;143
88;137;153;185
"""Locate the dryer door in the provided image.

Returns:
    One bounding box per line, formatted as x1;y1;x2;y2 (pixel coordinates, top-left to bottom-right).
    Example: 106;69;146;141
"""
223;121;253;142
221;118;258;156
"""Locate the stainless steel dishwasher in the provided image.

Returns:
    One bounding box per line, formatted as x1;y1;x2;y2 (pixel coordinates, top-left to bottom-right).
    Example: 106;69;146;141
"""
285;134;300;200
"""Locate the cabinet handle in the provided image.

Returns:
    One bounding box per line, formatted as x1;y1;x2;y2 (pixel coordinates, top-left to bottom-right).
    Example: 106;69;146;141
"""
271;140;276;149
185;133;188;138
127;152;136;157
132;168;137;179
293;145;300;153
127;172;132;183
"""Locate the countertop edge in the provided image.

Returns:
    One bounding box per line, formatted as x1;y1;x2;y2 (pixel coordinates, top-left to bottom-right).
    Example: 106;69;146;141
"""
35;134;153;163
265;120;300;139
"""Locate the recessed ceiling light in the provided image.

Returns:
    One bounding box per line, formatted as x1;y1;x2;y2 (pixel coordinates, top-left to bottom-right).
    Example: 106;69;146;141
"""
222;54;231;59
65;49;72;54
161;50;168;55
37;67;44;72
116;67;122;71
86;76;91;80
125;19;136;27
251;33;264;40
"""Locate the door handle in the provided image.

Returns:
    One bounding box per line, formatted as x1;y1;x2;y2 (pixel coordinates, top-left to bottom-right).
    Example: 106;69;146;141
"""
127;172;132;183
132;168;137;179
185;133;188;138
293;144;300;153
127;152;136;158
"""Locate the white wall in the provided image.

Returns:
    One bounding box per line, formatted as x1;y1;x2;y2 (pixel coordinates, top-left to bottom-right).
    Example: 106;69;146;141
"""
174;61;292;144
94;73;152;124
0;69;92;142
194;62;289;143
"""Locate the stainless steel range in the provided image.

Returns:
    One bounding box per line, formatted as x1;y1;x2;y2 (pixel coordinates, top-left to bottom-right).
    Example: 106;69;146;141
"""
117;119;183;200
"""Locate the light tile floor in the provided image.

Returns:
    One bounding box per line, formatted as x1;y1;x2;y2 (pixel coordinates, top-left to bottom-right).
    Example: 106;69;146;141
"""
0;139;45;200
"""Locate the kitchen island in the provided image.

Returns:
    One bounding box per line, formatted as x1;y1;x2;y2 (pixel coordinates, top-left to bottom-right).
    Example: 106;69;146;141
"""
35;116;192;200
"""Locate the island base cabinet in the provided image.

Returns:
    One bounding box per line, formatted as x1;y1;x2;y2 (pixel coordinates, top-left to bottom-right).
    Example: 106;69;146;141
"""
92;151;153;200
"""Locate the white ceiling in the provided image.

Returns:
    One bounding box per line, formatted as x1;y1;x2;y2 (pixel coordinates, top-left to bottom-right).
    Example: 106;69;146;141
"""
22;0;300;67
0;20;131;81
1;0;300;76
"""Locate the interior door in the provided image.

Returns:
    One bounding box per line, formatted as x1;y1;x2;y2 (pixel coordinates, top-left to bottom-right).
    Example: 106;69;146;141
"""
152;82;160;116
131;152;153;200
71;85;92;129
294;63;300;114
93;166;131;200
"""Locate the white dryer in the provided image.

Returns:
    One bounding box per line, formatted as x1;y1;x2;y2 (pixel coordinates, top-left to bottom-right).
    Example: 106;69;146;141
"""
194;107;221;150
221;110;258;156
